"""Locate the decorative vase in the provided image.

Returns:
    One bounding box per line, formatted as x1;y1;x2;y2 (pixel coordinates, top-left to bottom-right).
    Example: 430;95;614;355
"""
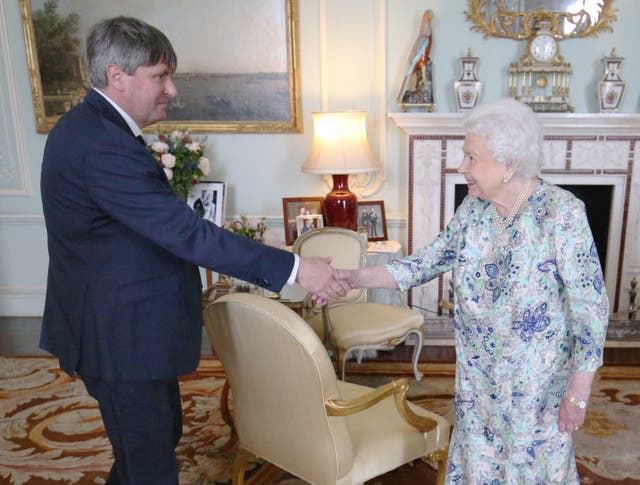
454;49;482;111
598;48;625;113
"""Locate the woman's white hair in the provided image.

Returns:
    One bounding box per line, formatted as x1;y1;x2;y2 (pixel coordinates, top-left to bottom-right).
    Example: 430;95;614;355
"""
463;98;544;178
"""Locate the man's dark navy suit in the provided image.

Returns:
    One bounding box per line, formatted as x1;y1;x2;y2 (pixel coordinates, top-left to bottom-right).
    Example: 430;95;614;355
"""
41;90;294;381
40;89;294;482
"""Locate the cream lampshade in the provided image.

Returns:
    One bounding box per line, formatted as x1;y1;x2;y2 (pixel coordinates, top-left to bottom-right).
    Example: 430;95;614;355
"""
301;111;380;230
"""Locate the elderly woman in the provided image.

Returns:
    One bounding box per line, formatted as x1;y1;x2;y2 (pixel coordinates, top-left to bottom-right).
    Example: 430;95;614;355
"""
336;98;609;484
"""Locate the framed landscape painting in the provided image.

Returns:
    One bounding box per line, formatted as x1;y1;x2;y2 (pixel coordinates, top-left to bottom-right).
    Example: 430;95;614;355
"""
20;0;302;134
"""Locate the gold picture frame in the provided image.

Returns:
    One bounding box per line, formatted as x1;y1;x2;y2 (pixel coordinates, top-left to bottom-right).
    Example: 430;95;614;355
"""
20;0;302;134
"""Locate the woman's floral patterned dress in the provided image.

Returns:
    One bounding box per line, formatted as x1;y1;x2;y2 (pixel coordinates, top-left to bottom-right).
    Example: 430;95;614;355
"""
387;180;609;484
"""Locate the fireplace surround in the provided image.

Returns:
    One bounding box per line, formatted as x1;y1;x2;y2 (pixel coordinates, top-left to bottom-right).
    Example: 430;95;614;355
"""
389;113;640;329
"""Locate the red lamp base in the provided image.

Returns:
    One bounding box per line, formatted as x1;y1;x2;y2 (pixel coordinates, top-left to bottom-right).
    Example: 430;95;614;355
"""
324;174;357;230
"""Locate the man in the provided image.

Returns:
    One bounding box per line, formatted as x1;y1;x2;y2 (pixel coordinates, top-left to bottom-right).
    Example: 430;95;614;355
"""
40;16;347;484
369;208;378;237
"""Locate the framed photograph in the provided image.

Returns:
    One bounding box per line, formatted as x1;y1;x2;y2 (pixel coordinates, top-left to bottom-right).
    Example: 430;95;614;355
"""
357;200;388;242
296;214;323;236
187;182;225;226
20;0;302;134
282;197;324;246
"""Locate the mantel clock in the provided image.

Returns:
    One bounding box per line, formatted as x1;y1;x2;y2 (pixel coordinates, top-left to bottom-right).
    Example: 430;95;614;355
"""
508;21;573;112
465;0;619;113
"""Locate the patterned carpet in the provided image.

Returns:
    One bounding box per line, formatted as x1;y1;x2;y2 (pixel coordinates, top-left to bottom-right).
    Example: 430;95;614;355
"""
0;357;638;484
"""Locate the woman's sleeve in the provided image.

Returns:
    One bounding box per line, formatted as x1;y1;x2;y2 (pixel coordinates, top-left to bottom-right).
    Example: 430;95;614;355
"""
555;198;610;371
385;201;467;291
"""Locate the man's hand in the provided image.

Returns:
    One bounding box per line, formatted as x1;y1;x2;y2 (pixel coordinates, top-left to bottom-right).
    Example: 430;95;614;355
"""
296;257;350;305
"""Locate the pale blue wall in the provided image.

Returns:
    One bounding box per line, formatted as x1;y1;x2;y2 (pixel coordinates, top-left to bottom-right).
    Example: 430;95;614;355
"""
391;0;639;113
0;0;638;316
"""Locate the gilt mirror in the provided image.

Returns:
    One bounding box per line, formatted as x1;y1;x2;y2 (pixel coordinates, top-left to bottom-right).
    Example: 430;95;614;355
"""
466;0;618;40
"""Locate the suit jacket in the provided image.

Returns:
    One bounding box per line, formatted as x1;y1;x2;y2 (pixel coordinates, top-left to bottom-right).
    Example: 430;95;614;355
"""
40;89;294;381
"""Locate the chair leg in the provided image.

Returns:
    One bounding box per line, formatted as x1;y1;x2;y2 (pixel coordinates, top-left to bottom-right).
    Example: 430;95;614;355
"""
214;379;237;453
426;446;449;485
337;349;348;381
409;328;424;381
232;448;256;485
435;456;447;485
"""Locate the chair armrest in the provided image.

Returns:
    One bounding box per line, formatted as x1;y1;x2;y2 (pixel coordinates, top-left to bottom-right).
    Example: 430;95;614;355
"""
299;292;317;320
325;377;439;433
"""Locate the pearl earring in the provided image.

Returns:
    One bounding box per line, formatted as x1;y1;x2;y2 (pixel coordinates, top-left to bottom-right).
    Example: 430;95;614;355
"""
503;175;509;184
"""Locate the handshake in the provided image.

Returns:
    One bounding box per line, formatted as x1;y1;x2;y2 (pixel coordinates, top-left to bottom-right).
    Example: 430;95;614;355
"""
295;256;396;305
295;256;358;305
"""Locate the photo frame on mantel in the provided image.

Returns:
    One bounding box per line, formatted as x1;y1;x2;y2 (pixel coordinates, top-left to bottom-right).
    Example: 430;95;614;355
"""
19;0;302;134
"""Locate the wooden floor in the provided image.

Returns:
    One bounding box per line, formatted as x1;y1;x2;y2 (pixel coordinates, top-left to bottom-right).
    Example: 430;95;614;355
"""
346;344;639;366
2;316;638;365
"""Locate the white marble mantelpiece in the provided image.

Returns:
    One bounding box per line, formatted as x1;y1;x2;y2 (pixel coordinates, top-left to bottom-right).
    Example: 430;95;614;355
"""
389;112;640;136
389;112;640;318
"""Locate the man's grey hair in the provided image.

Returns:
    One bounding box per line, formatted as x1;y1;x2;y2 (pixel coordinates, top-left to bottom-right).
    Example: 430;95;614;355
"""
463;98;544;178
86;16;177;88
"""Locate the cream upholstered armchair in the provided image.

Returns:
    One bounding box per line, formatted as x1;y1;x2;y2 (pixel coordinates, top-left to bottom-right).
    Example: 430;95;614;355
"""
293;227;425;380
203;293;450;485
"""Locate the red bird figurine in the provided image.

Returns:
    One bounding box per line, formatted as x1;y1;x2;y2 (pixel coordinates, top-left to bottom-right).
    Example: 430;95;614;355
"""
397;10;434;103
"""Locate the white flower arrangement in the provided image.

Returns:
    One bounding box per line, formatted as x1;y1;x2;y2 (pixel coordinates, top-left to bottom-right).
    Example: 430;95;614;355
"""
147;129;210;200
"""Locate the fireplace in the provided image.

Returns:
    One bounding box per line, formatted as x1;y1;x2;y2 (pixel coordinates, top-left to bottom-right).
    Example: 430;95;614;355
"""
389;113;640;322
454;184;613;275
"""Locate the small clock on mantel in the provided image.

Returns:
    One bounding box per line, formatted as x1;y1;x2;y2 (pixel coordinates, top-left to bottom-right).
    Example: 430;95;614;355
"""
508;20;573;112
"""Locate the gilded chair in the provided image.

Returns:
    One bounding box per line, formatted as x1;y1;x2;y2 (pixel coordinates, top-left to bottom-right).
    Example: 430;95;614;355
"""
203;293;450;485
293;227;425;380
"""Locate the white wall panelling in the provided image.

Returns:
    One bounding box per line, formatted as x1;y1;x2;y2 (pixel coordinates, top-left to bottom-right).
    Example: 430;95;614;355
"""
317;0;386;198
0;1;32;196
0;215;47;316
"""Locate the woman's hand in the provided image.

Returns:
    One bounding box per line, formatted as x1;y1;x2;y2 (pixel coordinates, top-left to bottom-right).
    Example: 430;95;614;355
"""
558;370;595;433
557;396;586;433
334;266;399;289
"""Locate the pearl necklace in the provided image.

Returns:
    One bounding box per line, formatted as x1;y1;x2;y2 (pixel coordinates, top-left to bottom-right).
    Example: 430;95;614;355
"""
492;179;532;230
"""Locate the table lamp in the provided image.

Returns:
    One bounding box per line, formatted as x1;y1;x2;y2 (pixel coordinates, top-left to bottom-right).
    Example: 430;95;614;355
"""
301;111;380;230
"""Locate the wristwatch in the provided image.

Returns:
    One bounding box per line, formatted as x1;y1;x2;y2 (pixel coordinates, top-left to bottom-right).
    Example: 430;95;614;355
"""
566;394;587;409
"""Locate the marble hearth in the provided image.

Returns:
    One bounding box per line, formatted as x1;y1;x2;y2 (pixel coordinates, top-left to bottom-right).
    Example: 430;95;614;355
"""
389;112;640;345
